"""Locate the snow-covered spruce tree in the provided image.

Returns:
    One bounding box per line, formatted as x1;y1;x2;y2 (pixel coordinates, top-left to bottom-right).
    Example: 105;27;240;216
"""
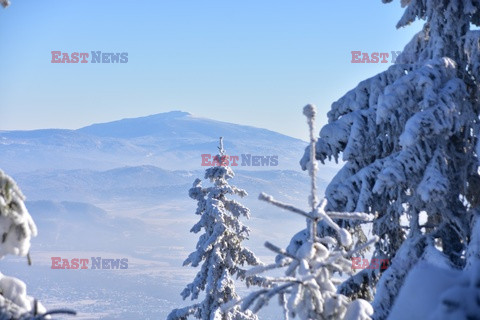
168;138;260;320
299;1;480;318
0;171;76;320
238;105;376;320
0;170;46;319
426;215;480;320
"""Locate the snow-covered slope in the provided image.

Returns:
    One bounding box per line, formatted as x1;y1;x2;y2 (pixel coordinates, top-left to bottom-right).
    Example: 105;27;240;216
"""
0;111;340;319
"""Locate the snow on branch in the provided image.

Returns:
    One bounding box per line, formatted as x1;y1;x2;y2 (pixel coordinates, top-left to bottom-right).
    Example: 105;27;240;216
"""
0;170;77;319
0;170;37;258
235;105;376;320
168;138;260;320
258;192;312;220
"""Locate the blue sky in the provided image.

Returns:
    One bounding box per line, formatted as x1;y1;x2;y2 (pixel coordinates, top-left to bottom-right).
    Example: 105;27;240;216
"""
0;0;422;140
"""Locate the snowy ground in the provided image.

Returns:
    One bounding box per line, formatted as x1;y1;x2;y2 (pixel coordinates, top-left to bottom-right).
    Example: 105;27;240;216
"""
0;177;319;318
0;113;343;318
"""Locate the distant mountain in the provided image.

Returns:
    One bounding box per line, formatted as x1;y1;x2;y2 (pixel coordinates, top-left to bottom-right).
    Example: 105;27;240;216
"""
27;200;147;251
0;111;341;319
13;165;327;210
0;111;310;173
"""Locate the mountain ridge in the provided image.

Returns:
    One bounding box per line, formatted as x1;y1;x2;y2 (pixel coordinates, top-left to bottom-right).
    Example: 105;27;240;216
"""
0;110;309;173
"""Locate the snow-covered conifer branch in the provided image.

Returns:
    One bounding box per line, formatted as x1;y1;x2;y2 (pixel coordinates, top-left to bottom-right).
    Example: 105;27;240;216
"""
237;106;376;320
298;3;480;316
0;170;75;319
168;138;260;320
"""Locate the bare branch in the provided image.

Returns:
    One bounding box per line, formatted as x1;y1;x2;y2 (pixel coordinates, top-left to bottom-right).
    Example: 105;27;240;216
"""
264;241;298;260
259;192;313;220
